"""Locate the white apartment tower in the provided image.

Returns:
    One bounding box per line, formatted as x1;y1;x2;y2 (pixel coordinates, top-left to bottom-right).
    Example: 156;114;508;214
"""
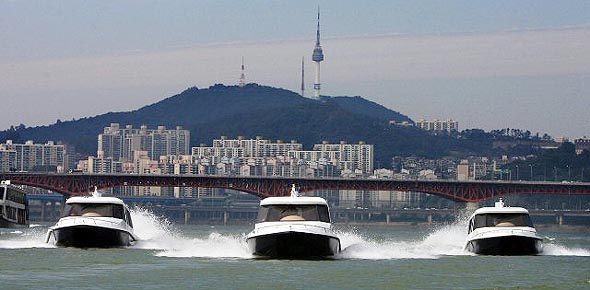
98;123;190;162
0;140;66;172
192;136;303;159
416;119;459;133
310;141;374;175
0;148;16;172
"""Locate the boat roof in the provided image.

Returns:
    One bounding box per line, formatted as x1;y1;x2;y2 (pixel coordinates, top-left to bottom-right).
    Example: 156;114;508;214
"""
469;199;529;219
260;196;328;206
66;191;125;206
260;185;328;206
472;206;529;215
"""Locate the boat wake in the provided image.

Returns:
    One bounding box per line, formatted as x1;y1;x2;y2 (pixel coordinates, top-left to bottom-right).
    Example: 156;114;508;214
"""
338;225;590;259
152;232;251;258
0;226;55;249
337;222;470;260
1;208;588;259
129;207;251;258
541;243;590;256
126;208;590;259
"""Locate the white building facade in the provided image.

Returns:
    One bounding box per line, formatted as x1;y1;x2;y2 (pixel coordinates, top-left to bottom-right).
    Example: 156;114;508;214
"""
416;119;459;133
98;123;190;162
0;140;66;172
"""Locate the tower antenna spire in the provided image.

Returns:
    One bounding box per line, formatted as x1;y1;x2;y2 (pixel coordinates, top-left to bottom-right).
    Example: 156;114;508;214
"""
301;56;305;97
311;6;324;99
239;56;246;87
316;6;321;46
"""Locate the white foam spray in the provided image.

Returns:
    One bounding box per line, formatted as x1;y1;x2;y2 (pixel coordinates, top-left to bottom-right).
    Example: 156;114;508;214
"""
0;225;55;249
337;221;471;260
541;242;590;256
129;207;590;259
129;207;251;258
153;232;251;258
1;207;587;259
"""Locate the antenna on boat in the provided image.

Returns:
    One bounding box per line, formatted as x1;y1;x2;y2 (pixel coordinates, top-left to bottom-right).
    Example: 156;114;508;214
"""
290;184;300;197
92;186;102;198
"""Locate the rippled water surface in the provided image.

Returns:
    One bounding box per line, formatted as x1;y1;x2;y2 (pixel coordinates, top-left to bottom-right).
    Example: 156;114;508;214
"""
1;208;589;289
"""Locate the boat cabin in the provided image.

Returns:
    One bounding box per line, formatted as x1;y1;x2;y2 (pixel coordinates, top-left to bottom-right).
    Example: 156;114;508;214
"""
0;180;29;226
468;207;533;234
63;196;133;228
257;196;331;223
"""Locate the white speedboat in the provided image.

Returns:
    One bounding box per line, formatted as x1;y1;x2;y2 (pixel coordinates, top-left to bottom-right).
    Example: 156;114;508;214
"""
45;189;138;247
246;185;341;258
465;199;542;255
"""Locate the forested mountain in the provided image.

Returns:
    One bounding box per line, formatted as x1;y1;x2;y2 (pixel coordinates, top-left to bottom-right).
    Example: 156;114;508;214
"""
0;84;493;166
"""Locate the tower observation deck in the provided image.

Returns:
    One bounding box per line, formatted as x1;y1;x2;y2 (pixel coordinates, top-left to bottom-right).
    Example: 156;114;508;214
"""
312;8;324;98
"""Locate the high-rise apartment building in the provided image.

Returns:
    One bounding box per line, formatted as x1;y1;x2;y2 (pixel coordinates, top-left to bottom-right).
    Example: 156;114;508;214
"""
193;136;303;159
0;148;17;172
309;141;374;175
98;123;190;162
86;156;122;173
192;137;374;177
0;140;66;172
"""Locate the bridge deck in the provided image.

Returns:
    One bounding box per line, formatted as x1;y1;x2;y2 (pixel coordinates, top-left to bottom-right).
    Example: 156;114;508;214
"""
5;172;590;202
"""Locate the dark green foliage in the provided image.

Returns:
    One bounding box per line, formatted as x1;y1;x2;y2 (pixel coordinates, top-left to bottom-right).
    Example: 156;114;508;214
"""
505;142;590;182
327;96;413;123
0;83;496;166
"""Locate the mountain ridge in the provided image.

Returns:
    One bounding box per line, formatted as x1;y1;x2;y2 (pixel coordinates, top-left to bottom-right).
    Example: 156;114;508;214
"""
0;83;481;166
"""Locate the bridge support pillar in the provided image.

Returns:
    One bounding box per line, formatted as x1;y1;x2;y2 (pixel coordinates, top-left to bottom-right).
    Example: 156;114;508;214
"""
51;201;58;221
184;210;190;224
48;202;54;221
556;214;563;226
223;211;229;225
40;202;46;221
386;213;390;224
427;213;432;224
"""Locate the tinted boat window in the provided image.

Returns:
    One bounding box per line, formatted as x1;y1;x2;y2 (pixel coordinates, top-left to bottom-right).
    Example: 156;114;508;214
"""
473;213;533;229
125;209;133;228
64;203;125;218
258;205;330;222
112;205;124;219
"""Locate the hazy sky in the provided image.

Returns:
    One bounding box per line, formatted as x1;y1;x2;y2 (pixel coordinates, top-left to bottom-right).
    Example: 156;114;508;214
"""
1;0;589;138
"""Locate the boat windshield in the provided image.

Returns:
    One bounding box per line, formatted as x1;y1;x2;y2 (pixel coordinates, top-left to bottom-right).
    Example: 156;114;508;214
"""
257;204;330;222
63;203;125;219
473;213;533;229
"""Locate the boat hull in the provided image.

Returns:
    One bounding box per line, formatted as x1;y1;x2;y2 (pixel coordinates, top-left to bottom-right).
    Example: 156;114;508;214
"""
0;217;28;228
466;235;542;255
247;231;341;258
49;225;134;248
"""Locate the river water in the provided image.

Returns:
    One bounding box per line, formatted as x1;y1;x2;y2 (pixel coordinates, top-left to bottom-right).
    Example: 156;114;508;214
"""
1;208;589;290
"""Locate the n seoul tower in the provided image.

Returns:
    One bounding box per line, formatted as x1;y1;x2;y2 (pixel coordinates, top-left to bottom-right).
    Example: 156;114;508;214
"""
312;7;324;99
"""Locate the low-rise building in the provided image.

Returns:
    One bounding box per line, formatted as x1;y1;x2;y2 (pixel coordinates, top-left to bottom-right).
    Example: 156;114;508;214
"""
574;137;590;155
416;119;459;134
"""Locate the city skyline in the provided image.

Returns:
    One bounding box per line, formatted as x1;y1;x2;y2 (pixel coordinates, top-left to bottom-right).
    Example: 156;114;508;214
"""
1;1;590;137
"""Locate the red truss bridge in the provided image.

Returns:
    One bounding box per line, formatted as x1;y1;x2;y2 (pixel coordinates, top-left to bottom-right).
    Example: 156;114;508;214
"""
1;172;589;202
